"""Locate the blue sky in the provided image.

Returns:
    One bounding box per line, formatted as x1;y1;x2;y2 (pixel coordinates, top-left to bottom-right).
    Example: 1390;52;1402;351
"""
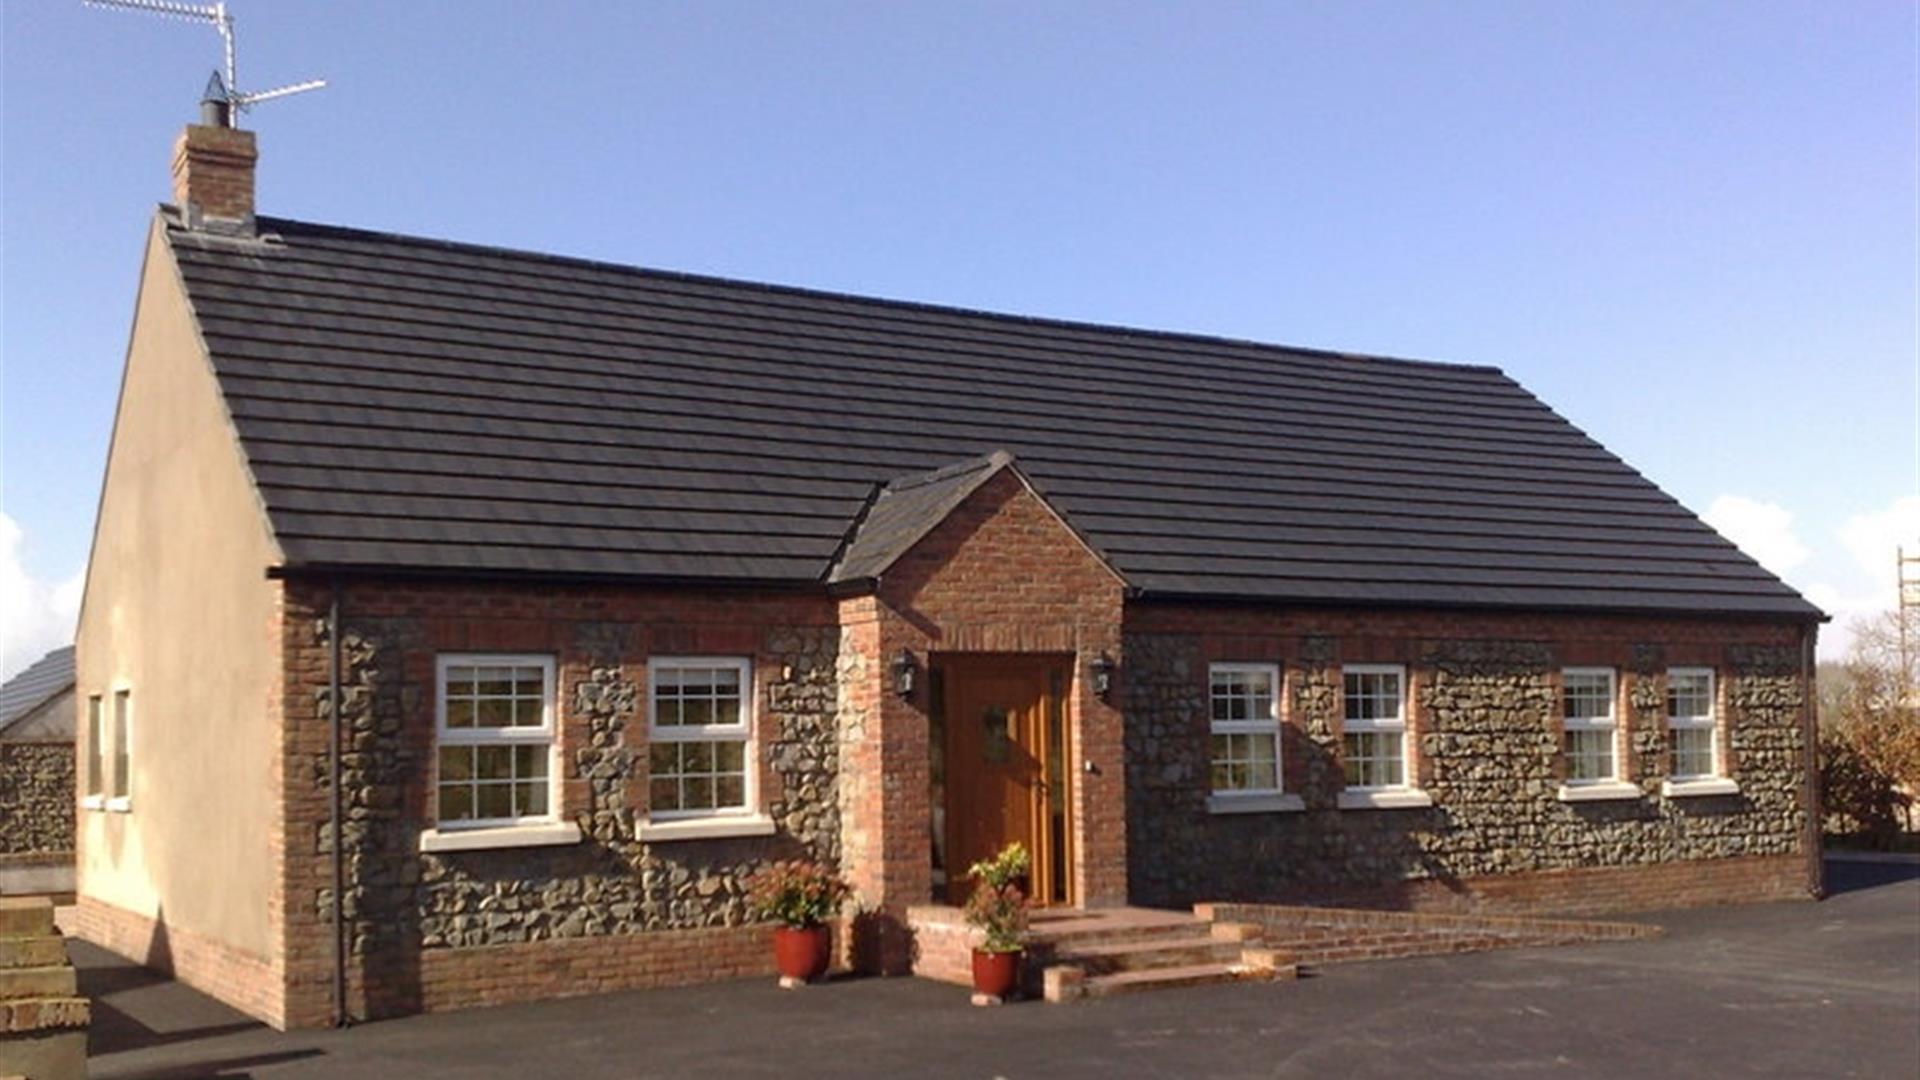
3;1;1915;676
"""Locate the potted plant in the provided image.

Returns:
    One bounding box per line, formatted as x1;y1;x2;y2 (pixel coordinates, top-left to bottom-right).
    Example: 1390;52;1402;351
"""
963;842;1031;1003
747;860;850;987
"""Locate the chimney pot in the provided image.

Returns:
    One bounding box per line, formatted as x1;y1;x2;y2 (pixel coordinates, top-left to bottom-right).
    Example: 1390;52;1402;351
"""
171;123;257;229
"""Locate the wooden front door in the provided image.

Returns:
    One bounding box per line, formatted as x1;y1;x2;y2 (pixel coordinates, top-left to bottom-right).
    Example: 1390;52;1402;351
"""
937;654;1072;907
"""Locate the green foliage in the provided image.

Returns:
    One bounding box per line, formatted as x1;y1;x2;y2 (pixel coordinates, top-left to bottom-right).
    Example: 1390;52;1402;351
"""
963;843;1031;953
746;861;850;928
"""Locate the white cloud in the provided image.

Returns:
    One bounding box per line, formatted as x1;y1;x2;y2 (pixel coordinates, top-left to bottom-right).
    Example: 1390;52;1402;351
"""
1837;495;1920;594
0;513;85;682
1703;495;1811;579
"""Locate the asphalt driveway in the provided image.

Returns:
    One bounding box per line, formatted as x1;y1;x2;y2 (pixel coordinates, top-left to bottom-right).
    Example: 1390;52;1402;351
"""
77;858;1920;1079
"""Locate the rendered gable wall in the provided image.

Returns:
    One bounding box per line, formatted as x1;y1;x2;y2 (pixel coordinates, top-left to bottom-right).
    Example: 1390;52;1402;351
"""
73;219;286;1022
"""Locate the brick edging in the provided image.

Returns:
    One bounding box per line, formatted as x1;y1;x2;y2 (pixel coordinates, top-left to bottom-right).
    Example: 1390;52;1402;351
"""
1200;901;1661;942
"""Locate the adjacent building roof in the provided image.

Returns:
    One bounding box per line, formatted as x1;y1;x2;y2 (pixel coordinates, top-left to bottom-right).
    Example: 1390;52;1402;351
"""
0;646;75;737
164;209;1821;619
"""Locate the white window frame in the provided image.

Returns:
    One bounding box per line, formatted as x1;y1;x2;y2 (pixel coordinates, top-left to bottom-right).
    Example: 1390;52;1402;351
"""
1557;667;1638;802
1205;663;1302;814
1337;664;1431;809
419;654;578;852
639;656;775;841
1662;667;1739;797
107;686;132;812
83;694;105;810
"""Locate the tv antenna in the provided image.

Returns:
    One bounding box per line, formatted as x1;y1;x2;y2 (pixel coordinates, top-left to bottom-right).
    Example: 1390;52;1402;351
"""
86;0;326;126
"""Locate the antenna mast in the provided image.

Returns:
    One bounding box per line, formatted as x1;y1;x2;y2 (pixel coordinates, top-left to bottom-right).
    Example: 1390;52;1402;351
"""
86;0;326;125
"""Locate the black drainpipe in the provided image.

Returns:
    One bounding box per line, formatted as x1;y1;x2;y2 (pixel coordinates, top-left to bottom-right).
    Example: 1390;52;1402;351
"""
327;578;348;1026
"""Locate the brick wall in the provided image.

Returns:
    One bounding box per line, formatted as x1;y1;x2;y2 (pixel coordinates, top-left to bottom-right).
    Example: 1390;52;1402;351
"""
1123;603;1820;915
0;742;73;856
74;895;282;1025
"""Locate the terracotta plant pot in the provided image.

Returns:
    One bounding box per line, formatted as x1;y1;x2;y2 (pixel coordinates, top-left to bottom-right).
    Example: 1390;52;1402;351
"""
971;947;1022;999
773;925;833;983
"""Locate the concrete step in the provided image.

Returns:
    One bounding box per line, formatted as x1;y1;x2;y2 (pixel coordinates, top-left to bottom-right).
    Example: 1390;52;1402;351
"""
0;898;53;938
0;964;78;1000
0;934;67;970
1081;961;1253;999
1056;934;1245;975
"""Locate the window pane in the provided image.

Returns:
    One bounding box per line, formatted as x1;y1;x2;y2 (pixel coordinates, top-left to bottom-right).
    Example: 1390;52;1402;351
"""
477;698;514;728
476;745;514;780
684;776;714;809
1211;762;1233;790
684;741;713;773
477;667;514;696
439;745;473;781
1673;728;1714;778
1564;672;1614;722
513;745;545;779
475;783;514;819
682;698;712;727
650;743;678;775
712;698;741;726
716;740;745;771
439;783;473;821
513;669;545;696
516;781;547;817
112;691;130;800
715;775;745;808
1567;729;1614;781
650;777;681;811
445;699;475;728
444;667;477;695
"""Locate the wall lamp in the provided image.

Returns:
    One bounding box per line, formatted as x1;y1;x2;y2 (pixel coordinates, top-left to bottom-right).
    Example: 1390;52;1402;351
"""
1089;653;1116;701
894;649;918;698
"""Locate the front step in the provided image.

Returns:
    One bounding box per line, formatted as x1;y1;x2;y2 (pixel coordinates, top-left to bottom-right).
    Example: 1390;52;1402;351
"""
1081;962;1252;998
1033;908;1291;1002
1054;934;1244;975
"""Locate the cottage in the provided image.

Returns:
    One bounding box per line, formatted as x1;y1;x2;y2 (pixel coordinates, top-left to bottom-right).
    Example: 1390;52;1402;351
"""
73;115;1824;1029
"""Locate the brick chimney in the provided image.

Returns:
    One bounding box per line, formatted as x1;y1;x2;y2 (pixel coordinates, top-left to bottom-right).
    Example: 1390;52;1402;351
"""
172;121;257;227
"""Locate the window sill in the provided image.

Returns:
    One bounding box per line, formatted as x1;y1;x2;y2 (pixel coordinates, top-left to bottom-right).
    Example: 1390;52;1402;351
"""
418;821;582;853
1556;781;1642;803
1662;777;1740;798
107;797;132;813
81;796;104;811
1337;788;1433;810
637;814;777;842
1207;793;1305;815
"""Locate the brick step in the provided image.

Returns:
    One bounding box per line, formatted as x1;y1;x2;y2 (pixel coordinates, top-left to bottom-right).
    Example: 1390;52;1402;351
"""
1055;935;1245;975
0;935;67;971
1025;917;1213;948
0;964;77;1000
0;995;90;1035
0;899;53;939
1081;961;1254;999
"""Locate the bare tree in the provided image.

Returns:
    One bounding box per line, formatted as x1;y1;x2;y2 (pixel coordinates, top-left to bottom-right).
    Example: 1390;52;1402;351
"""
1820;609;1920;844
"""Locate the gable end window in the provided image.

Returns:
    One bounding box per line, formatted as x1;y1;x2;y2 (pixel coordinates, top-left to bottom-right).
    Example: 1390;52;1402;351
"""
109;688;132;811
83;694;105;809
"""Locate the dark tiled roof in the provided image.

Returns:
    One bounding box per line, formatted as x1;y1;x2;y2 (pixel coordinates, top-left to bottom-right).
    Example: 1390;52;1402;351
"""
165;210;1821;619
0;646;75;735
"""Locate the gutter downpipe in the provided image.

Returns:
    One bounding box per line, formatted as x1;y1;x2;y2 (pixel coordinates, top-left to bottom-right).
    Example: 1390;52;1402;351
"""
328;578;348;1026
1802;622;1825;900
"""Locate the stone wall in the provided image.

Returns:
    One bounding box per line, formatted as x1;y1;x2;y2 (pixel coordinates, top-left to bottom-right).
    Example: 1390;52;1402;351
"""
0;742;74;856
1123;605;1816;913
280;579;843;1023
